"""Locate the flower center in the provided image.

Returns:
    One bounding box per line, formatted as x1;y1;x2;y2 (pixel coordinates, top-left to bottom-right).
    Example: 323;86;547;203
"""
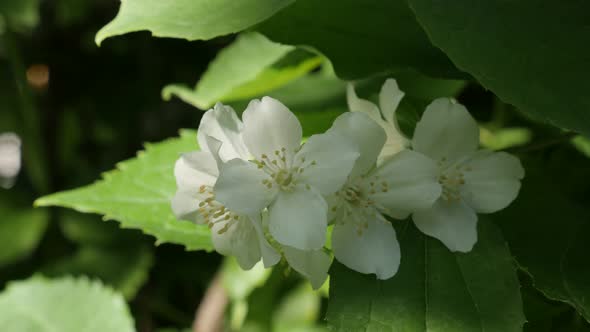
332;182;382;236
253;148;316;192
197;185;239;234
437;158;471;202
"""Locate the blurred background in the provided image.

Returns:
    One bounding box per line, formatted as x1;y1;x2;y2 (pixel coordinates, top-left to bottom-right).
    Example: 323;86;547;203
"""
2;1;588;332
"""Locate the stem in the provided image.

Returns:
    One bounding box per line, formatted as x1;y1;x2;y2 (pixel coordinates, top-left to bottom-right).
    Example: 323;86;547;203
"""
193;272;228;332
504;132;576;154
2;31;49;193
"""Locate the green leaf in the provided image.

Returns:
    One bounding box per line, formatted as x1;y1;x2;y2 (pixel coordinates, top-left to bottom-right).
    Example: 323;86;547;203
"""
493;164;590;321
296;108;345;137
406;0;590;135
0;192;48;267
163;32;321;109
0;276;135;332
327;221;525;331
45;245;153;300
222;56;322;105
393;70;466;101
262;73;346;113
95;0;295;45
35;130;213;251
256;0;462;80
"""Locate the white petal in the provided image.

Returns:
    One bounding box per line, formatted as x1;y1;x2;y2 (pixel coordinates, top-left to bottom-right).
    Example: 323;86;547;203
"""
211;217;261;270
269;186;327;250
251;214;281;268
242;97;302;162
204;135;224;169
332;212;400;279
347;80;408;163
295;131;360;195
461;151;524;213
283;245;332;290
174;151;218;191
214;159;277;215
325;194;345;223
412;199;478;252
346;83;383;125
198;103;250;160
368;150;441;217
379;78;405;126
327;112;385;178
171;190;204;223
412;98;479;161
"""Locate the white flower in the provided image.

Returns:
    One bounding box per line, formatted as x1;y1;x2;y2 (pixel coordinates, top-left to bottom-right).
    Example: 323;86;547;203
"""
197;102;250;161
172;106;280;270
0;132;22;189
347;79;409;162
283;245;332;290
411;98;525;252
326;112;441;279
260;211;332;290
214;97;360;251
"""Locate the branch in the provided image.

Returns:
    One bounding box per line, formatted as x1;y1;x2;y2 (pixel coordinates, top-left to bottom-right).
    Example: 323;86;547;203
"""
193;272;228;332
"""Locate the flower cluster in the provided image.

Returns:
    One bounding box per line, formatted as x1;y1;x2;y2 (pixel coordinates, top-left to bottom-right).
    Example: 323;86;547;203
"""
172;78;524;288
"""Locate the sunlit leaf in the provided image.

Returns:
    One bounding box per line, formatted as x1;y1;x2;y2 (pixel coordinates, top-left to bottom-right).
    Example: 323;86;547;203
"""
95;0;295;44
0;276;135;332
163;32;321;109
35;130;213;251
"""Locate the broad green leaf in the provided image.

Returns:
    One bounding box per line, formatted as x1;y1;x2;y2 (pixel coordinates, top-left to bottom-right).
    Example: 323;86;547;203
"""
494;165;590;321
263;74;346;113
520;276;573;332
95;0;295;45
407;0;590;135
45;245;153;300
296;108;345;137
222;56;322;105
256;0;462;80
0;276;135;332
0;192;48;267
327;221;525;332
35;130;213;251
163;33;321;109
393;70;466;101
